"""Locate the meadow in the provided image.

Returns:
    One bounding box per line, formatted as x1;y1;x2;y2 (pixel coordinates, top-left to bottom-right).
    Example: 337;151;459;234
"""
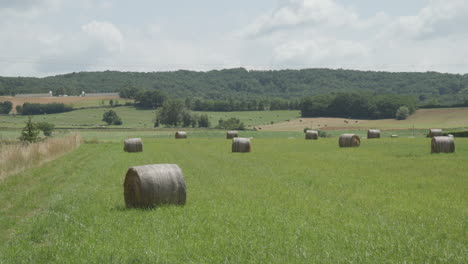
0;106;299;129
0;136;466;263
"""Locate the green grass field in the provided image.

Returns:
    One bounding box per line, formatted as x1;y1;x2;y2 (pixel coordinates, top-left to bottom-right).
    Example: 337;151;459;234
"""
0;107;299;129
1;137;466;263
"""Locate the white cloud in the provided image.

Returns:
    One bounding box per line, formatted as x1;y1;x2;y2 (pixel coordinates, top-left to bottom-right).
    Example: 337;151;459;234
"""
1;0;468;76
81;20;124;53
243;0;360;38
239;0;468;73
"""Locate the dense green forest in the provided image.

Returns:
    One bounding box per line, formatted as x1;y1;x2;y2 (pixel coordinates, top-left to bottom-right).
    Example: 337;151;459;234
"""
1;68;468;105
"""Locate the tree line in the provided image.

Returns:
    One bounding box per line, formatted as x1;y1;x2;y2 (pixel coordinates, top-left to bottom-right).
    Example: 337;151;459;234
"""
300;93;417;119
17;103;73;115
2;68;468;106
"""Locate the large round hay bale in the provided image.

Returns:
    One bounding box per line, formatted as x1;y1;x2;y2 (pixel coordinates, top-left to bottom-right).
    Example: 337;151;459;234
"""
367;129;381;139
428;129;443;137
431;136;455;153
226;131;238;139
124;138;143;152
175;131;187;139
339;134;360;147
305;130;318;140
124;164;186;208
232;137;251;152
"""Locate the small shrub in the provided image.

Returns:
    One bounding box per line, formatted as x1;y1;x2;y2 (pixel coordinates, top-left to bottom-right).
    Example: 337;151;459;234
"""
318;130;330;138
102;110;123;125
0;101;13;114
216;117;245;130
36;122;55;136
396;106;410;120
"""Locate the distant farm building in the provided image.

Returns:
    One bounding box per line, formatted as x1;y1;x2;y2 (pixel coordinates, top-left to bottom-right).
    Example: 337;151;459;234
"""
84;93;119;97
15;91;53;97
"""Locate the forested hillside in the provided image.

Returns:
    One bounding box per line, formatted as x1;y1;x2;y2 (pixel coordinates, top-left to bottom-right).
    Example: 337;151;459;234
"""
1;68;467;105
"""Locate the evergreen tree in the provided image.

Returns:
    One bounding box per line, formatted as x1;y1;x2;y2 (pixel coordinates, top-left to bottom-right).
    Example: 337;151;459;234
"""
20;116;40;142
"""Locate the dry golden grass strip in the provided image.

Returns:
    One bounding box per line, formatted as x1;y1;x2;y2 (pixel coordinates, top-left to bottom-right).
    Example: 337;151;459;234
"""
0;133;81;180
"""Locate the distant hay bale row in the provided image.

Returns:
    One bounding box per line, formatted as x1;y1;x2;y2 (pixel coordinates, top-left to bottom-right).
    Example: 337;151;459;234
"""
124;164;186;208
226;131;238;139
305;130;318;140
367;129;381;139
124;138;143;152
339;134;360;147
232;137;251;152
175;131;187;139
431;136;455;153
428;129;443;137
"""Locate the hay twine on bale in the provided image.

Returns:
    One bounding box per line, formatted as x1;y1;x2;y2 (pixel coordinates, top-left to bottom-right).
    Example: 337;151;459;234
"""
232;137;251;152
431;136;455;153
339;134;360;147
305;130;319;140
124;138;143;152
428;129;443;137
226;131;239;139
367;129;381;139
124;164;186;208
175;131;187;139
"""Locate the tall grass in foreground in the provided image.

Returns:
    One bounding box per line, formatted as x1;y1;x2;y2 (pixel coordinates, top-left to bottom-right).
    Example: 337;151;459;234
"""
0;133;81;180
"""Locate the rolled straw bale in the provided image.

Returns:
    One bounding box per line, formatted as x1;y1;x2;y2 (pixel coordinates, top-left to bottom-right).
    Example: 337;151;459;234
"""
305;130;319;140
431;136;455;153
124;138;143;152
232;137;251;152
124;164;186;208
175;131;187;139
428;129;443;137
367;129;381;139
226;131;238;139
338;134;360;147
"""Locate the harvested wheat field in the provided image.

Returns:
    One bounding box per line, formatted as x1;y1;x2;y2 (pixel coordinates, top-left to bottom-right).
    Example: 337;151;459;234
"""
0;95;121;112
258;108;468;131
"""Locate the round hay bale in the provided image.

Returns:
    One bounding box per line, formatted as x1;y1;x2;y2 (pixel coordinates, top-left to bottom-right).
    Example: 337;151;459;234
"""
124;164;186;208
339;134;360;147
428;129;443;137
226;131;238;139
175;131;187;139
367;129;381;139
124;138;143;152
431;136;455;153
305;130;318;140
232;137;251;153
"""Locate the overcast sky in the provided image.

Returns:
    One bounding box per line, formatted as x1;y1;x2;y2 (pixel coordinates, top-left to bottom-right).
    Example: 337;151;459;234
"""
1;0;467;77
